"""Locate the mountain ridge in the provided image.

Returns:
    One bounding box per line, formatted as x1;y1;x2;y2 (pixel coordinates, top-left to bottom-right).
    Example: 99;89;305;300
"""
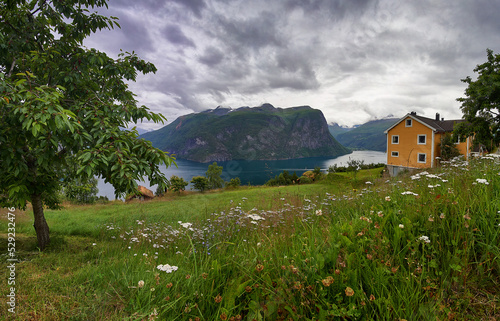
141;104;351;163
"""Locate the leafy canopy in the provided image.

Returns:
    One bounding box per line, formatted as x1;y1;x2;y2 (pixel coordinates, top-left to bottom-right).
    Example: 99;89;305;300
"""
206;162;223;190
0;0;174;210
456;49;500;149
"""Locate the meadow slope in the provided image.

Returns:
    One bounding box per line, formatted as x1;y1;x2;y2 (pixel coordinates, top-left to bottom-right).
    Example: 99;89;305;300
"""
0;159;499;320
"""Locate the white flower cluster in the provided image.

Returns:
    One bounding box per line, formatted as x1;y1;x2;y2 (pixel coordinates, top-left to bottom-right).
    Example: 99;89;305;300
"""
178;221;193;229
157;264;178;273
475;178;489;185
247;214;265;221
401;191;419;196
418;235;431;244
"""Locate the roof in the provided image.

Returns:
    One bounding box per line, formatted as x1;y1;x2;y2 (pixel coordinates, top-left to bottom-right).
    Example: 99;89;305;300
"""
384;113;465;133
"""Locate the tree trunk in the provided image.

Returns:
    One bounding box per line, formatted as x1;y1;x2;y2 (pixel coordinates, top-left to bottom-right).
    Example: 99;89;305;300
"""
31;193;50;250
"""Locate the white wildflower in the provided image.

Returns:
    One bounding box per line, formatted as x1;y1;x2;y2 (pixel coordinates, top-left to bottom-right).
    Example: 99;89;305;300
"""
157;264;179;273
138;280;145;288
476;178;489;185
398;224;404;229
418;235;431;244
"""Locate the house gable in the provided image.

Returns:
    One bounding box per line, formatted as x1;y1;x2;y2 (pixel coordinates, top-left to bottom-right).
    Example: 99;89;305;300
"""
385;112;469;176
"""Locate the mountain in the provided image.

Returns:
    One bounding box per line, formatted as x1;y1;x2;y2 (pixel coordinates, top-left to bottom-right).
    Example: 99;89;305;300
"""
328;123;354;137
140;104;350;163
334;118;398;152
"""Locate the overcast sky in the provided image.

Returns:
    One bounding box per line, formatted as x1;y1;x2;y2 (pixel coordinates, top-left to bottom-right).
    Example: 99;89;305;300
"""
84;0;500;130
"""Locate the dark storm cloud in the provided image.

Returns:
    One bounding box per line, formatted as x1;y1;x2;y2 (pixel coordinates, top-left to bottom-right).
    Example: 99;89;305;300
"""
171;0;207;17
163;24;196;48
285;0;375;18
215;11;284;52
85;0;500;128
198;46;224;66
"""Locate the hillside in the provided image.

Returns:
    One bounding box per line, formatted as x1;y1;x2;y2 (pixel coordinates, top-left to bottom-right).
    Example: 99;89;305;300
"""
334;118;398;151
141;104;350;162
328;122;353;137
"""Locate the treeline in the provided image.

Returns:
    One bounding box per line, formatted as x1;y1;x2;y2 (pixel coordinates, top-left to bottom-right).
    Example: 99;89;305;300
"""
156;162;242;195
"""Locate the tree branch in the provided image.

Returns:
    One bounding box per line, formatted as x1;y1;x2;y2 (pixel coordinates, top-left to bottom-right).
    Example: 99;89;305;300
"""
6;57;16;78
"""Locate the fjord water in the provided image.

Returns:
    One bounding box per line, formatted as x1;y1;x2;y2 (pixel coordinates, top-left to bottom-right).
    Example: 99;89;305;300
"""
97;150;386;199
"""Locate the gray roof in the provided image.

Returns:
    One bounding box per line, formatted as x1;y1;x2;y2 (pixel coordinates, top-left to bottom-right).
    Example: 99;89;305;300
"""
412;115;465;132
385;113;465;133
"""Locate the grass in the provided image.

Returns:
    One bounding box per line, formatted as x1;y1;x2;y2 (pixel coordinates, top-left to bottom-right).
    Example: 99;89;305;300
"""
0;160;499;320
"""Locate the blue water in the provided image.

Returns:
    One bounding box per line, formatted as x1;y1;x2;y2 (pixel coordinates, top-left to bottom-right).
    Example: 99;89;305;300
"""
97;150;386;199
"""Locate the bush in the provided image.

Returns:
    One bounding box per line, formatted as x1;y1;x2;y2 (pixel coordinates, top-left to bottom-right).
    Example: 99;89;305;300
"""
170;175;188;194
191;176;209;192
298;175;312;184
225;177;241;188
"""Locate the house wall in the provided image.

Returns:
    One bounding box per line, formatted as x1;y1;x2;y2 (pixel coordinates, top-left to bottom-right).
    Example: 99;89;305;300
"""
386;116;434;169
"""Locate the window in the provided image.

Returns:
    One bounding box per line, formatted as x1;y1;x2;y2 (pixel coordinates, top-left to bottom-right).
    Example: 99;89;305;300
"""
418;134;426;145
418;153;426;163
391;151;399;157
406;119;412;127
392;135;399;144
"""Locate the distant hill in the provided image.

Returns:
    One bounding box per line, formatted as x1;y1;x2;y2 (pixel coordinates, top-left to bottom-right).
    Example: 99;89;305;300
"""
328;123;354;137
140;104;350;163
334;118;398;152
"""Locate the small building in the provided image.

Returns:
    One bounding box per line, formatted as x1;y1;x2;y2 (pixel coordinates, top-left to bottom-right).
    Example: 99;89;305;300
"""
384;112;471;176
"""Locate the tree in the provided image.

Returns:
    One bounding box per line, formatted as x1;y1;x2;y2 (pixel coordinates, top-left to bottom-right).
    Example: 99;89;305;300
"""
0;1;174;250
439;133;461;161
191;176;209;192
170;175;188;194
225;177;241;188
456;49;500;149
206;162;223;190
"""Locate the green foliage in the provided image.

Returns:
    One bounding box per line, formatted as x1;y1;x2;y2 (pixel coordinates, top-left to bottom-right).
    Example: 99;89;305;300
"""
225;177;241;189
191;176;209;192
439;133;461;161
456;48;500;149
265;170;299;186
206;162;224;190
0;0;174;249
0;0;174;204
298;175;313;184
169;175;188;194
63;176;98;204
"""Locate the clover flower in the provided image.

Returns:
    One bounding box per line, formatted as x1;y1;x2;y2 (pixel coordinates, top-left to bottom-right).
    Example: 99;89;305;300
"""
315;209;323;216
398;224;404;229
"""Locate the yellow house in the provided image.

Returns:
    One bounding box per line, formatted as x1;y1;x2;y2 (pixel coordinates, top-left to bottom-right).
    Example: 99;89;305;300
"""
384;112;471;176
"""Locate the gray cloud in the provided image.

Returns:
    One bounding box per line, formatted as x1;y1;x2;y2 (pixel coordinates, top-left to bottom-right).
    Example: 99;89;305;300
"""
171;0;207;18
198;46;224;66
85;0;500;128
163;24;196;48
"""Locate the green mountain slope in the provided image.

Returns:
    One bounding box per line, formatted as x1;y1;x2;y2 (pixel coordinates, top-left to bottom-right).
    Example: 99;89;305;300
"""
141;104;350;163
328;123;353;138
335;118;398;152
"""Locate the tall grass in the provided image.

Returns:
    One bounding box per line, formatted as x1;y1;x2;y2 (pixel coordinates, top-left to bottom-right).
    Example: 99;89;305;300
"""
1;159;499;320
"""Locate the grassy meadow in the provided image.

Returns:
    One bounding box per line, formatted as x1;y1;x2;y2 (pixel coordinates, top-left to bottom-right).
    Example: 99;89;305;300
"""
1;159;499;320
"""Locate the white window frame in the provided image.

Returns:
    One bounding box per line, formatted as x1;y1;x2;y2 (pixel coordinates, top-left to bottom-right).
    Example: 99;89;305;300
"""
391;151;399;157
392;135;399;144
417;134;427;145
406;119;412;127
417;153;427;163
